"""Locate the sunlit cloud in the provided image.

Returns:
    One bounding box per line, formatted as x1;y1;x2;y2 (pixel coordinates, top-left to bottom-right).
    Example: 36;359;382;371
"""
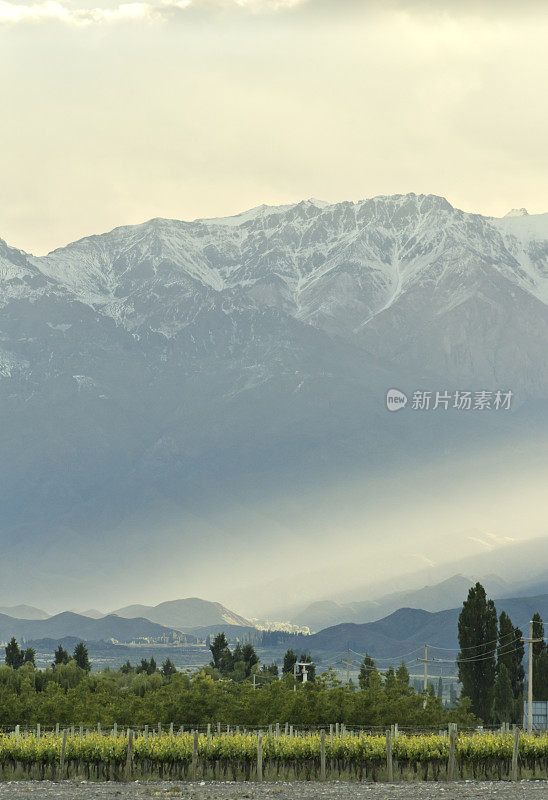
0;0;307;24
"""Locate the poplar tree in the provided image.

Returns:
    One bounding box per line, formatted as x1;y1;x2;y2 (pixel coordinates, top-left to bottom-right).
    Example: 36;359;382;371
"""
497;611;524;702
457;582;498;722
532;613;548;701
492;663;514;723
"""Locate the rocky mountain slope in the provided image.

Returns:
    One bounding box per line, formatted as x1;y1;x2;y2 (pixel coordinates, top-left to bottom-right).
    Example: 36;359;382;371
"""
1;193;548;605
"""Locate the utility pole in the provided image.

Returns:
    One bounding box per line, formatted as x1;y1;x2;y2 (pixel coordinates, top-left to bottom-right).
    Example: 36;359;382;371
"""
524;621;543;733
347;648;350;685
418;645;435;708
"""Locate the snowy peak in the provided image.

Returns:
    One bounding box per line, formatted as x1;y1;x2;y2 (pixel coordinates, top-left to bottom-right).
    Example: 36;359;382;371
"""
2;192;548;393
504;208;529;217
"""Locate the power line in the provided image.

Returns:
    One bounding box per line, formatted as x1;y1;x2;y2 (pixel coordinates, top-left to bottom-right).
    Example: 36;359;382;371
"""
426;629;517;654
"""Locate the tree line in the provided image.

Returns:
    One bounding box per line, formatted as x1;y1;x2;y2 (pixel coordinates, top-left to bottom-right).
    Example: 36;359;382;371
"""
457;582;548;724
0;634;475;728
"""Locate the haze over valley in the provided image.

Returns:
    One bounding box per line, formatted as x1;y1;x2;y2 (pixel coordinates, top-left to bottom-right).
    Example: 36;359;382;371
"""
1;194;548;614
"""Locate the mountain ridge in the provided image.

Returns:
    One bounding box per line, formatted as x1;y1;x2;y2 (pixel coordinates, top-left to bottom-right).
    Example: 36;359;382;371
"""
1;192;548;606
111;597;252;631
309;592;548;658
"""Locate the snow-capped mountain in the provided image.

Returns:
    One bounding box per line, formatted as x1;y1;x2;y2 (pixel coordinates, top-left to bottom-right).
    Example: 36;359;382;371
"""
1;193;544;390
2;192;545;395
1;193;548;605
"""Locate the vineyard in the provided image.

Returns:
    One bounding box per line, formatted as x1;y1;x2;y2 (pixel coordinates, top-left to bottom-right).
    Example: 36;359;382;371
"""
0;728;547;782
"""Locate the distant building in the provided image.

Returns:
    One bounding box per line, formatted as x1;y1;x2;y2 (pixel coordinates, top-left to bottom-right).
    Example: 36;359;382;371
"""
523;701;548;730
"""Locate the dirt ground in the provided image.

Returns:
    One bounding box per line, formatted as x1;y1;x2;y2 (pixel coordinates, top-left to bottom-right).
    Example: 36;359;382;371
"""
0;781;547;800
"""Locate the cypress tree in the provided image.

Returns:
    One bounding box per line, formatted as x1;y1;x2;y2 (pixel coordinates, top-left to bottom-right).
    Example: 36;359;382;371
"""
73;642;91;672
5;638;23;669
359;654;377;689
54;645;70;666
396;661;410;690
209;633;230;670
282;649;297;676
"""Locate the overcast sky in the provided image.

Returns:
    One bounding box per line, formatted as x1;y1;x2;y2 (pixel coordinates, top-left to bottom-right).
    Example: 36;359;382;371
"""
1;0;547;254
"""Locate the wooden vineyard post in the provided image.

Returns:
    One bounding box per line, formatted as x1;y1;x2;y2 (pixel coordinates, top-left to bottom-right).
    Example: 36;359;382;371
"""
511;726;520;782
192;729;199;780
386;729;393;782
448;723;456;781
257;731;263;782
124;730;134;781
320;729;326;781
275;722;280;739
59;729;68;779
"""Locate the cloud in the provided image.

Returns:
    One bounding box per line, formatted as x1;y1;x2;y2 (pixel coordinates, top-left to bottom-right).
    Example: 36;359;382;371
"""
0;0;310;25
1;0;543;26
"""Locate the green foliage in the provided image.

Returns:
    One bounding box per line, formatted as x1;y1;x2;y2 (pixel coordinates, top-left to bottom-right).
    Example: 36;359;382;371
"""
457;582;498;722
534;651;548;701
532;613;545;659
73;643;91;673
5;638;23;669
497;611;524;704
0;661;476;728
136;658;158;675
1;729;546;775
358;654;377;690
532;612;548;701
209;634;230;671
161;659;177;679
492;663;514;723
54;646;70;667
282;649;297;676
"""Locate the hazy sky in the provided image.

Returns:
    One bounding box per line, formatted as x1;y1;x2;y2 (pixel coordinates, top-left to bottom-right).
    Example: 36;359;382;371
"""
1;0;547;254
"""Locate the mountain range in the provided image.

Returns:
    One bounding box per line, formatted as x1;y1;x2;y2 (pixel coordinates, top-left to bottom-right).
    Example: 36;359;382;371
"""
308;593;548;662
292;574;510;631
1;193;548;607
111;597;252;630
0;612;184;645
